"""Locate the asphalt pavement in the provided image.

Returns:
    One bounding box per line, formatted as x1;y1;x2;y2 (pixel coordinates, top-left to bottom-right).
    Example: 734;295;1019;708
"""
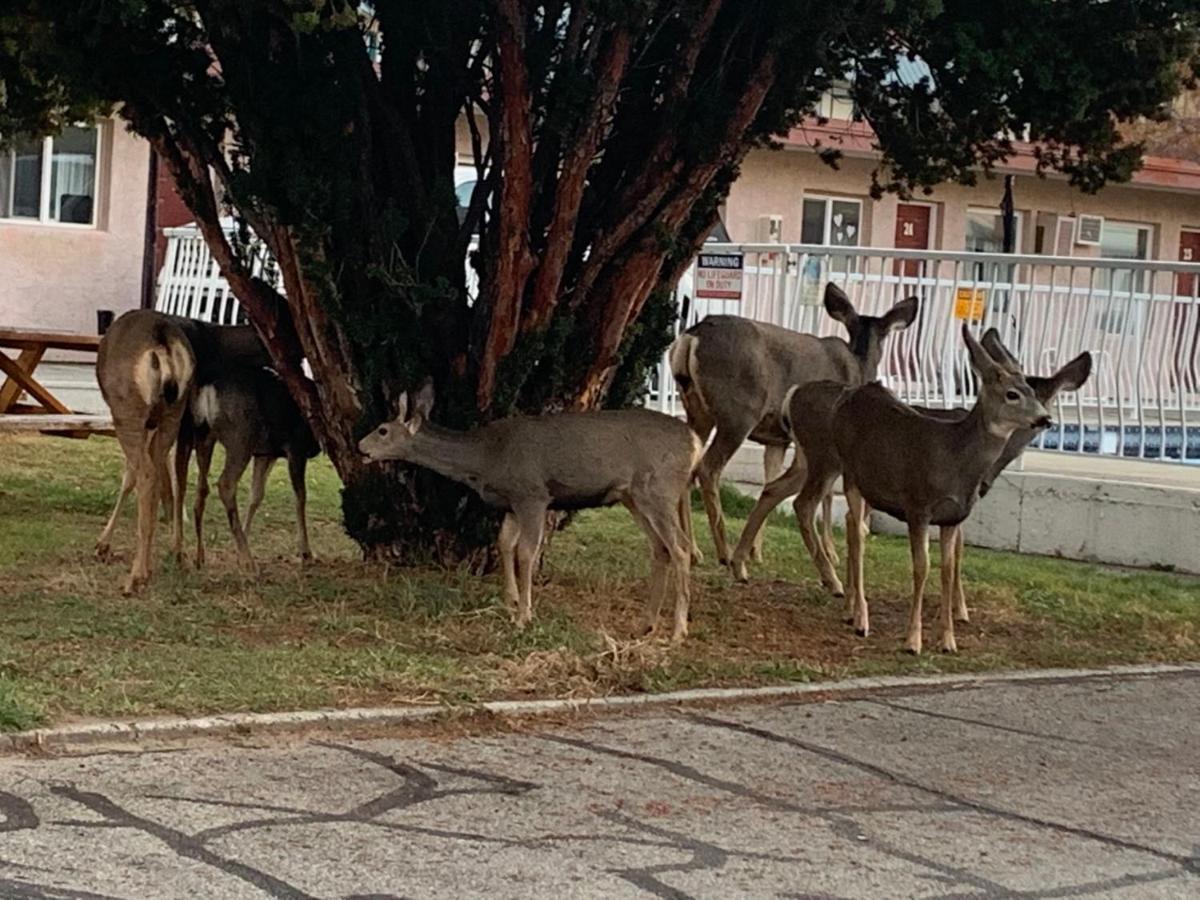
0;667;1196;899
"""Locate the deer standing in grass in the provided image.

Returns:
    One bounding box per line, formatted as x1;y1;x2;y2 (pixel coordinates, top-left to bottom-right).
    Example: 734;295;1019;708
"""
189;364;320;571
731;337;1092;614
95;310;195;593
359;384;701;641
95;317;275;565
669;284;917;566
833;325;1051;654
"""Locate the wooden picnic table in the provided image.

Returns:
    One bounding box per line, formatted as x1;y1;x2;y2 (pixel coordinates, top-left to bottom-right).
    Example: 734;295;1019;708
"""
0;327;111;437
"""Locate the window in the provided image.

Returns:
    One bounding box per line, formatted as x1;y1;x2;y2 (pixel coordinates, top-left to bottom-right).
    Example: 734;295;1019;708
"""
965;207;1022;254
816;82;855;121
801;196;861;246
1094;221;1151;330
1;124;100;226
1096;220;1150;296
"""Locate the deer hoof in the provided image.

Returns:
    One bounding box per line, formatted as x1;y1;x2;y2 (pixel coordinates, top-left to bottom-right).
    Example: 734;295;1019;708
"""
940;636;958;653
749;546;763;563
94;543;111;562
905;639;922;655
855;627;868;638
730;559;750;583
954;610;970;624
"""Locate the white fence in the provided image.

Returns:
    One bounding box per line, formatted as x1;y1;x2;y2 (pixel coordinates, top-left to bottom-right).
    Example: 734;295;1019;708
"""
654;245;1200;465
156;227;1200;465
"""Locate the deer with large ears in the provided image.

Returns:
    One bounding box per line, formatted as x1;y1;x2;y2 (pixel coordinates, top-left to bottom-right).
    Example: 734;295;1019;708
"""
832;325;1052;654
358;382;702;642
731;337;1092;629
669;284;918;567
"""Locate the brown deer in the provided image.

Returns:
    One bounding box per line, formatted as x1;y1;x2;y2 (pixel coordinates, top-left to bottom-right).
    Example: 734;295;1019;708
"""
669;284;917;566
359;383;701;641
189;364;320;570
730;339;1092;616
95;317;273;566
95;310;196;593
770;326;1052;654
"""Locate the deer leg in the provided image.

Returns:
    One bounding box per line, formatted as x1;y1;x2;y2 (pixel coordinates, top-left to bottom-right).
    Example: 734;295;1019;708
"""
730;455;806;582
244;457;276;536
497;513;521;615
170;434;191;564
844;485;869;635
513;504;547;629
193;438;214;569
125;428;170;595
953;526;969;622
96;463;135;560
695;425;750;566
286;453;312;562
752;444;787;562
624;499;671;637
679;405;714;566
939;525;960;653
217;445;256;573
906;521;931;654
796;471;843;598
821;491;839;566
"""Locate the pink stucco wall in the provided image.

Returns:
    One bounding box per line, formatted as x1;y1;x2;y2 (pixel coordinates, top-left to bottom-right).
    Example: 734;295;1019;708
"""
725;148;1200;261
0;120;149;348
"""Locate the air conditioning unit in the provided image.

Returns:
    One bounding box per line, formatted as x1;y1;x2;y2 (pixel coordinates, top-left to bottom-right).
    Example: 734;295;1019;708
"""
1075;214;1104;246
756;214;784;243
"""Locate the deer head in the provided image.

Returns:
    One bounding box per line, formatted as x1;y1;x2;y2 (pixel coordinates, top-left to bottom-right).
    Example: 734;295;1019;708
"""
966;325;1052;435
359;379;436;461
823;283;919;381
980;331;1093;406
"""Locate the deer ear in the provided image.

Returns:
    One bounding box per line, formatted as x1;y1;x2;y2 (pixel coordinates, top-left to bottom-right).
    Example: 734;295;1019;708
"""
881;296;918;333
963;324;1001;382
411;377;435;422
981;329;1022;373
823;283;858;329
1050;352;1093;394
395;392;409;423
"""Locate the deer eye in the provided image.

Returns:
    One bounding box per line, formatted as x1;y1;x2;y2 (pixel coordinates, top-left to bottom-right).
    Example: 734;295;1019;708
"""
378;426;388;436
1005;390;1020;402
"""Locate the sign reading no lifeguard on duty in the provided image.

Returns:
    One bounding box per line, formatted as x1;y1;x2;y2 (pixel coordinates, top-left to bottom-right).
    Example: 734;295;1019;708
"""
695;253;744;301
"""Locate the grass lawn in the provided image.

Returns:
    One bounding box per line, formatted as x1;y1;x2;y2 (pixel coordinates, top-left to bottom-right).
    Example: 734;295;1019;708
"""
0;432;1197;731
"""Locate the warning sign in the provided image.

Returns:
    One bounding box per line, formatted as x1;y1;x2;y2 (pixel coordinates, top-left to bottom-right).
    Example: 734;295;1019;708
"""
954;287;986;322
695;253;744;301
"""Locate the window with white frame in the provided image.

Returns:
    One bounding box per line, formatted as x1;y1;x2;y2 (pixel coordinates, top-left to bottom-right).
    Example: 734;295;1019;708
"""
1;124;101;226
964;207;1022;254
1094;220;1152;331
815;81;855;121
801;196;861;246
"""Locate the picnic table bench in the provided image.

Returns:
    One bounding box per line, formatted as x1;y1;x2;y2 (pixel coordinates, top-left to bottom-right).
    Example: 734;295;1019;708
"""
0;327;112;437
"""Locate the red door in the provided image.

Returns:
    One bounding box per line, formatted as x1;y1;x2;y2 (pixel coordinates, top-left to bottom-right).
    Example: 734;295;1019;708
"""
1177;230;1200;296
894;204;932;277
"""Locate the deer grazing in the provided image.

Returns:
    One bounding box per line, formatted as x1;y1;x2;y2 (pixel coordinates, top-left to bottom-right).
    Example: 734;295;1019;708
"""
811;325;1051;654
730;336;1092;606
189;363;320;570
359;383;702;641
669;284;917;566
95;310;196;593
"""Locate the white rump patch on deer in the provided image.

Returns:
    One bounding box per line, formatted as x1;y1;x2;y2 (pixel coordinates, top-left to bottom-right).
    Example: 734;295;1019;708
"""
192;384;221;426
133;349;163;406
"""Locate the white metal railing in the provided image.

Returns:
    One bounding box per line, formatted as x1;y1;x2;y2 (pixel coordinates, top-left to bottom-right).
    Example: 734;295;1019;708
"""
156;228;1200;464
155;222;480;323
651;244;1200;465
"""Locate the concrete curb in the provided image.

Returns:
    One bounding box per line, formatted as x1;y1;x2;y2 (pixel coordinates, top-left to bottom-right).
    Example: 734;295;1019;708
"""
4;662;1196;753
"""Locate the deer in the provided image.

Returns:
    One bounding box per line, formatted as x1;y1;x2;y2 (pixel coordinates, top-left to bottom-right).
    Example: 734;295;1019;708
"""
188;363;320;570
669;283;917;567
810;325;1052;654
95;317;273;566
95;310;196;593
358;383;702;642
730;336;1093;607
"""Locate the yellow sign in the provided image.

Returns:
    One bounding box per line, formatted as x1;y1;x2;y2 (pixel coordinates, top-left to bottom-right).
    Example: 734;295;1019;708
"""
954;288;986;322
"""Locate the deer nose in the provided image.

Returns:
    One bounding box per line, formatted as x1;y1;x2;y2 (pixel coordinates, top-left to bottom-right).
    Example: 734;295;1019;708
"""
1034;415;1053;429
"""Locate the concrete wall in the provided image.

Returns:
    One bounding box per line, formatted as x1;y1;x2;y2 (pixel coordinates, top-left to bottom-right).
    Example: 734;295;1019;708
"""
726;443;1200;575
725;148;1200;261
0;120;149;349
